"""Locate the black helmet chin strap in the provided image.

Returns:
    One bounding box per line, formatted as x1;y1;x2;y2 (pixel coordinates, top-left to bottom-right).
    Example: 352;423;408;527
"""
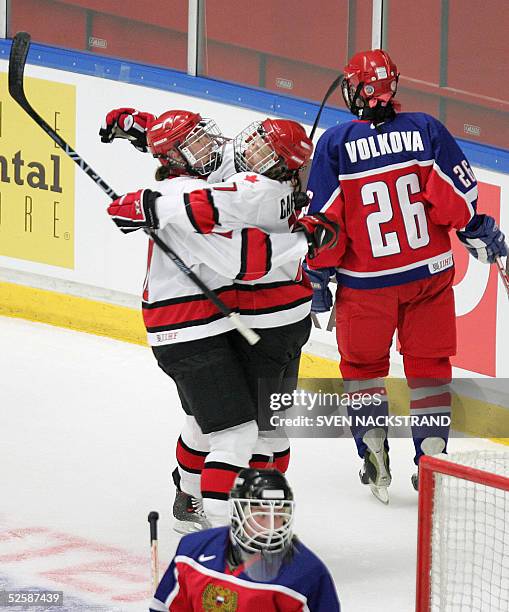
362;103;397;125
343;77;399;124
351;82;366;117
153;152;203;180
341;80;366;118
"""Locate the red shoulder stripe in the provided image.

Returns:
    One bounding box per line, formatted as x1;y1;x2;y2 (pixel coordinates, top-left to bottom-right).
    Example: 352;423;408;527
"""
184;189;219;234
236;229;272;280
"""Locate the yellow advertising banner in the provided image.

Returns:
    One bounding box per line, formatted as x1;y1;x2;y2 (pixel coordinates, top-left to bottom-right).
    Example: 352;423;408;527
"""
0;73;75;268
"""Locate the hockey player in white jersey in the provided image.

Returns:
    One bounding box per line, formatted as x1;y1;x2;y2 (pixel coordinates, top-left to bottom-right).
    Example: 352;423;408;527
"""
136;119;312;238
102;109;338;527
101;109;312;237
157;118;337;529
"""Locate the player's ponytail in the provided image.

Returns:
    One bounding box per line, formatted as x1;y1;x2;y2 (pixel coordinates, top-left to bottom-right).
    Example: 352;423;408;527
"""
155;165;173;181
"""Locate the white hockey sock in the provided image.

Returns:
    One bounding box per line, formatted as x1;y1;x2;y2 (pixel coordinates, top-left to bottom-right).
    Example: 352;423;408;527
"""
201;420;258;526
177;416;210;499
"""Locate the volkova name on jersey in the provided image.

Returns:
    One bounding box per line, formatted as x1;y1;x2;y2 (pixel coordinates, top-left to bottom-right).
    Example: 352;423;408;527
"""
345;130;424;163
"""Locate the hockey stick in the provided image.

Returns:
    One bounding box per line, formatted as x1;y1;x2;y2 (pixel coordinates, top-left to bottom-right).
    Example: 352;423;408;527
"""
309;75;342;140
147;511;160;592
8;32;260;345
495;255;509;300
297;75;342;188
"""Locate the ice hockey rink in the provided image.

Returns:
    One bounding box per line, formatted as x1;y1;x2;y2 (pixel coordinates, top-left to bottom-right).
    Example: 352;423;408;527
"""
0;315;504;612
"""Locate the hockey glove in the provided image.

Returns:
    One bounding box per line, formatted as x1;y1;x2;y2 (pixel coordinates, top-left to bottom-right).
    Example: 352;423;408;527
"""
456;214;507;264
99;108;156;152
302;261;335;313
107;189;161;234
293;191;310;211
293;213;339;259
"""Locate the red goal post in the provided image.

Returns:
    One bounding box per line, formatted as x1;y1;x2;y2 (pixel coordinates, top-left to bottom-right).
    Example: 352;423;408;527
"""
416;452;509;612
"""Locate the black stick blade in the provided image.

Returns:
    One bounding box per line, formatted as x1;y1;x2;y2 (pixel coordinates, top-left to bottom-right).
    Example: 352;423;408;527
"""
9;32;31;102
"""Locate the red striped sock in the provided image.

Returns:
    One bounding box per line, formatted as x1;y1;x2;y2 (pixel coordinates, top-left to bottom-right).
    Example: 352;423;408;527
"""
249;453;271;470
273;447;291;473
176;435;207;475
201;461;243;501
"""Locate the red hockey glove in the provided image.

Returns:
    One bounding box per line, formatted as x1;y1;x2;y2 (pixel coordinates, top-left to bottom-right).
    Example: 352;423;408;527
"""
99;108;156;152
107;189;161;234
293;213;339;259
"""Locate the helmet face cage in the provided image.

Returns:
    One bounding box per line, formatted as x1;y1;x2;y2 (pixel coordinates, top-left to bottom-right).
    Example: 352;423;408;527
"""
229;497;295;554
233;121;279;175
178;118;224;175
341;77;365;114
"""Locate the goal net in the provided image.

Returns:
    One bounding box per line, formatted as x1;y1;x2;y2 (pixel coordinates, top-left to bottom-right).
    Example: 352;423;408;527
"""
416;450;509;611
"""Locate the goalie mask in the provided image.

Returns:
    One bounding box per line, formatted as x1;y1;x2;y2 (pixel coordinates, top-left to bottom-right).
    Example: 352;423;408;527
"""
342;49;399;119
229;469;295;581
146;110;226;176
233;119;313;181
230;468;294;552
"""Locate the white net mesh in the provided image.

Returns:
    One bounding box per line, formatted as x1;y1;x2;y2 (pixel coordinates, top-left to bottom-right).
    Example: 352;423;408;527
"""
430;450;509;611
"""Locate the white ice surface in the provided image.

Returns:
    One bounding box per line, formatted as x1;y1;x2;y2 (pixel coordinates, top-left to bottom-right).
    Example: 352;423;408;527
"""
0;316;504;611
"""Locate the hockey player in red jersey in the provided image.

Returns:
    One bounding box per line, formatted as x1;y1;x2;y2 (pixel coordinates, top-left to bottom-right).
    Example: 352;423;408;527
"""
305;49;507;502
101;109;338;525
149;469;341;612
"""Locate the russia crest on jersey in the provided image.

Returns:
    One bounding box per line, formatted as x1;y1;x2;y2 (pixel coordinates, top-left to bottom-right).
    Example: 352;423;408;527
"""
202;583;239;611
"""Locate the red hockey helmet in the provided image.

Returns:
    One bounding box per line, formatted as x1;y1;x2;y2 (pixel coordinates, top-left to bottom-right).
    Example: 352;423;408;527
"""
146;110;224;176
342;49;399;115
233;119;313;179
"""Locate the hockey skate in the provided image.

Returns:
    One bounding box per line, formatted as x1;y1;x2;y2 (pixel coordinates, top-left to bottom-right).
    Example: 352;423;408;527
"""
172;468;211;534
359;428;392;505
412;437;446;491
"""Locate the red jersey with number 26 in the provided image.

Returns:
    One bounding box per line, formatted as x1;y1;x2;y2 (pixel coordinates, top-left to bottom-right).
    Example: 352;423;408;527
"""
307;112;476;288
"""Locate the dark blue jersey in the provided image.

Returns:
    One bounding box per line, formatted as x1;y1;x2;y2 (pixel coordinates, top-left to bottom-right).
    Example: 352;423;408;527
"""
150;527;340;611
307;112;476;288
